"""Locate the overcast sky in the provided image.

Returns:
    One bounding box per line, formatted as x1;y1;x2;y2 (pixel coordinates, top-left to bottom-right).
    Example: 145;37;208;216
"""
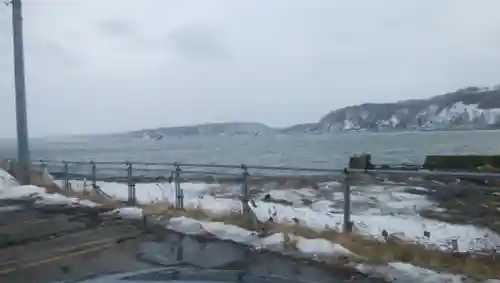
0;0;500;137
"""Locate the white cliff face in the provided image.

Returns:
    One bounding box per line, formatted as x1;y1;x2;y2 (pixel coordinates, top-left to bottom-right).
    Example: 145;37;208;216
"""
415;102;500;130
428;102;500;127
331;103;500;131
315;86;500;132
342;119;359;131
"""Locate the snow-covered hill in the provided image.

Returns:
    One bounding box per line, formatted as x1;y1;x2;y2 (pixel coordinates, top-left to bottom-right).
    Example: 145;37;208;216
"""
293;85;500;133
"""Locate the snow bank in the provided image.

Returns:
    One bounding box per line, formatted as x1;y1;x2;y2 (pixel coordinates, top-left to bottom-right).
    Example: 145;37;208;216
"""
0;184;100;207
35;192;100;207
165;216;356;259
55;180;221;203
0;185;46;199
0;169;19;191
102;207;144;219
356;262;468;283
57;180;242;216
0;170;99;208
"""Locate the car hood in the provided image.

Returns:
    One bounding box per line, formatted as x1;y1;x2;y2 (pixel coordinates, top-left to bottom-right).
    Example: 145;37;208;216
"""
54;266;305;283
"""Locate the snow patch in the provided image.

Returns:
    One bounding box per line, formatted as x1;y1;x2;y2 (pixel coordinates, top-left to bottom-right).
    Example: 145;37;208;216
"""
34;193;100;207
356;262;468;283
296;237;354;258
0;185;46;200
0;174;100;208
0;169;20;191
251;200;500;253
165;217;355;259
103;207;144;219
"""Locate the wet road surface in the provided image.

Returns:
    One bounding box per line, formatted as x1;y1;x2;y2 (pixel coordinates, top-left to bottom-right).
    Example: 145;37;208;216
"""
138;224;386;283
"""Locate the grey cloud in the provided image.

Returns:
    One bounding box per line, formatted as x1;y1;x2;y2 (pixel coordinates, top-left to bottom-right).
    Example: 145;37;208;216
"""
2;0;500;137
0;31;8;48
96;18;163;50
97;19;138;38
0;15;11;75
0;12;10;46
168;24;229;61
487;31;500;47
26;40;78;67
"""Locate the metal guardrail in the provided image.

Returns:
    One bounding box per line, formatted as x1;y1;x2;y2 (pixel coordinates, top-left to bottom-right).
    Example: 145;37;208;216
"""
348;168;500;180
36;159;343;173
8;158;500;233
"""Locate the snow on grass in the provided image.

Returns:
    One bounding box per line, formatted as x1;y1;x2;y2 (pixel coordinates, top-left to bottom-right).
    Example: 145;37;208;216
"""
56;180;242;216
59;178;500;253
102;206;144;219
0;169;100;208
34;192;101;207
356;262;468;283
251;200;500;253
260;188;320;206
296;237;354;258
184;195;242;216
0;185;46;199
258;184;437;216
55;180;221;203
166;216;206;235
0;169;19;190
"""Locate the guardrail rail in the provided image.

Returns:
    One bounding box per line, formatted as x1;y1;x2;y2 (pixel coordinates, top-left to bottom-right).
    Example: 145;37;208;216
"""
3;158;500;234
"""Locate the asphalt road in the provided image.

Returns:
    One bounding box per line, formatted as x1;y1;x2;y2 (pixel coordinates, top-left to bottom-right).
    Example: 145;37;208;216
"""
0;201;385;283
0;202;153;283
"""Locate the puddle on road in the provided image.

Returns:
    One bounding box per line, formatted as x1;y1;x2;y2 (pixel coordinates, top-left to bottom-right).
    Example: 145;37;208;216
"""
137;230;385;283
0;205;22;213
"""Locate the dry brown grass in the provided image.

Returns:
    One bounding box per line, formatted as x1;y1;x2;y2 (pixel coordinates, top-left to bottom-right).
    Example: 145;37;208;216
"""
141;202;208;219
316;230;499;280
141;205;500;280
29;172;62;194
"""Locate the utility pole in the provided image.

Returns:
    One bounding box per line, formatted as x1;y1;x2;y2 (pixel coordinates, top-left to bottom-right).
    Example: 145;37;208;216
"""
8;0;31;185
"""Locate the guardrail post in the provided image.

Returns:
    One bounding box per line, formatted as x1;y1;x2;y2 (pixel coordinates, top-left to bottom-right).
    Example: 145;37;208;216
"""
173;163;183;209
6;159;12;172
343;168;353;233
240;164;250;215
90;161;97;195
41;161;47;184
63;162;70;190
127;162;136;205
